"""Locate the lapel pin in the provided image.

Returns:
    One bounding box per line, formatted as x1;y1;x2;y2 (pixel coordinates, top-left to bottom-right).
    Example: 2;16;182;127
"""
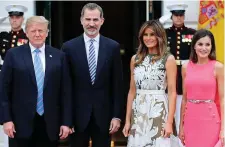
49;55;52;58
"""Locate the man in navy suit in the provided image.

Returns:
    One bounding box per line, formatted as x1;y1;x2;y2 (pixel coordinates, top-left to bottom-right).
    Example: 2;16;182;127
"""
62;3;124;147
0;16;72;147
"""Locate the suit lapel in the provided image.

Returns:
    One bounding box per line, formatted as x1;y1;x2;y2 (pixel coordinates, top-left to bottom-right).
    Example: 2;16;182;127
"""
23;44;36;86
44;46;53;89
78;35;93;84
79;35;89;71
95;35;107;83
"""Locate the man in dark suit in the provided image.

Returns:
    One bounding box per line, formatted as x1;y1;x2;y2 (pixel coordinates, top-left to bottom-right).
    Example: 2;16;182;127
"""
0;5;29;147
62;3;123;147
0;16;72;147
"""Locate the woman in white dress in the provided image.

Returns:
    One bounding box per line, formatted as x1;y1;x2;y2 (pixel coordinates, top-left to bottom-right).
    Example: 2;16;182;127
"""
122;20;178;147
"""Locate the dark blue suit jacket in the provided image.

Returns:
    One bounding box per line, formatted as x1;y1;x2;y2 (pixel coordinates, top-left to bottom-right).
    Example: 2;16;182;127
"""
62;35;123;132
0;44;72;140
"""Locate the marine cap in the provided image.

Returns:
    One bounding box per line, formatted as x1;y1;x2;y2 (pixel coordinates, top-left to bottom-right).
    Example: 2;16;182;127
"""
167;3;188;16
5;4;28;16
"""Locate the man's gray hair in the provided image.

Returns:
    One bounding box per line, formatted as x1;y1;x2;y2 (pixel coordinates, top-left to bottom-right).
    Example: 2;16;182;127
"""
25;16;49;31
81;3;104;18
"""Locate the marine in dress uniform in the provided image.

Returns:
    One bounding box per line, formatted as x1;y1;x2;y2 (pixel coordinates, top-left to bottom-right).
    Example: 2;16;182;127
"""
0;4;28;65
165;3;196;132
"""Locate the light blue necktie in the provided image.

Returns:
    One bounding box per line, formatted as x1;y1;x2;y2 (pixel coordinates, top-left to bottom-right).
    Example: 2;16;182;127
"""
88;39;97;85
33;49;44;115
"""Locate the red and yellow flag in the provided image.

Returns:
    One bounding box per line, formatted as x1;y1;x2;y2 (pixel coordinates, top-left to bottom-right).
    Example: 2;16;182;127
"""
198;0;224;63
198;1;224;117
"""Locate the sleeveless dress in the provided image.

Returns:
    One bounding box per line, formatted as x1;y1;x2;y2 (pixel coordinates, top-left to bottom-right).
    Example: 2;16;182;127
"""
184;60;221;147
127;53;180;147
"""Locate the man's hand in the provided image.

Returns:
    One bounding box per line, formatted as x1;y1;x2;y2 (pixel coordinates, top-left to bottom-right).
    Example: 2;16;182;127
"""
109;119;120;134
3;121;16;138
59;126;70;139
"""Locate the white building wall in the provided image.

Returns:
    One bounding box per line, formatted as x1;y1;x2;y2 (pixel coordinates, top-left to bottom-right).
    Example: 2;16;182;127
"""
162;0;199;29
0;2;35;146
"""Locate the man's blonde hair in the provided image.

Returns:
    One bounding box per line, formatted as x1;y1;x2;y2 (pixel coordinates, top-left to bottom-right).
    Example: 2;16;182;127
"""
25;16;49;31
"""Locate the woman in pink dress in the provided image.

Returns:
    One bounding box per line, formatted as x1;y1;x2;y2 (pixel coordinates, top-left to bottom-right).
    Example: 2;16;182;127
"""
179;29;224;147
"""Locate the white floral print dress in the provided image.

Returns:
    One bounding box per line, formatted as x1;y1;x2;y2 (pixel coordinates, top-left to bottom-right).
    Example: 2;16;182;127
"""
127;53;180;147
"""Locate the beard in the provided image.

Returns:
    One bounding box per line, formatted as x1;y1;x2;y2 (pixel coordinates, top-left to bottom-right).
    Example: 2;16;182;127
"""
83;26;99;36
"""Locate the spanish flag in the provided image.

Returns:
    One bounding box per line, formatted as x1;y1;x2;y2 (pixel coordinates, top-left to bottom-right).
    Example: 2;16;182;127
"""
198;0;224;63
198;1;224;117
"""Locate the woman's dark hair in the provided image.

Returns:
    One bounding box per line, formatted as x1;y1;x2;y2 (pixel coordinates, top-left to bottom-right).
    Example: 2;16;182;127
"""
190;29;216;63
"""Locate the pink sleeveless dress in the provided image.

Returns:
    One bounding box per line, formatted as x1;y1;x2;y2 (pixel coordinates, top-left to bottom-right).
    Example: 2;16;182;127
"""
184;60;221;147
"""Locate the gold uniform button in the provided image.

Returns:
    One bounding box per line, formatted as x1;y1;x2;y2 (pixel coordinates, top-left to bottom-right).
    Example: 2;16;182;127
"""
168;41;170;44
3;44;5;47
2;49;5;53
12;40;15;43
13;35;16;38
177;32;180;35
177;36;180;39
177;51;180;54
177;46;180;49
11;44;14;47
177;56;180;60
177;41;180;44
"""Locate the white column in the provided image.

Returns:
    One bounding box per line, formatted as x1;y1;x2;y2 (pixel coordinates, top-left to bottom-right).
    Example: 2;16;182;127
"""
146;0;149;21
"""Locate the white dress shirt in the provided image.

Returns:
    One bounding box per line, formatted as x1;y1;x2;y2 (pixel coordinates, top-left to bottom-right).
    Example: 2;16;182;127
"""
29;43;46;73
83;33;100;65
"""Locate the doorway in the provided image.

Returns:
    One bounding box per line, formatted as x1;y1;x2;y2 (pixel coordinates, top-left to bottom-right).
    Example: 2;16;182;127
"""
36;1;147;146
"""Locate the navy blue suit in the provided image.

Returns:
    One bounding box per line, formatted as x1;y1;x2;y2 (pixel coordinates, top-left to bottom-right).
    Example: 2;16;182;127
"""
0;44;72;141
62;35;123;147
